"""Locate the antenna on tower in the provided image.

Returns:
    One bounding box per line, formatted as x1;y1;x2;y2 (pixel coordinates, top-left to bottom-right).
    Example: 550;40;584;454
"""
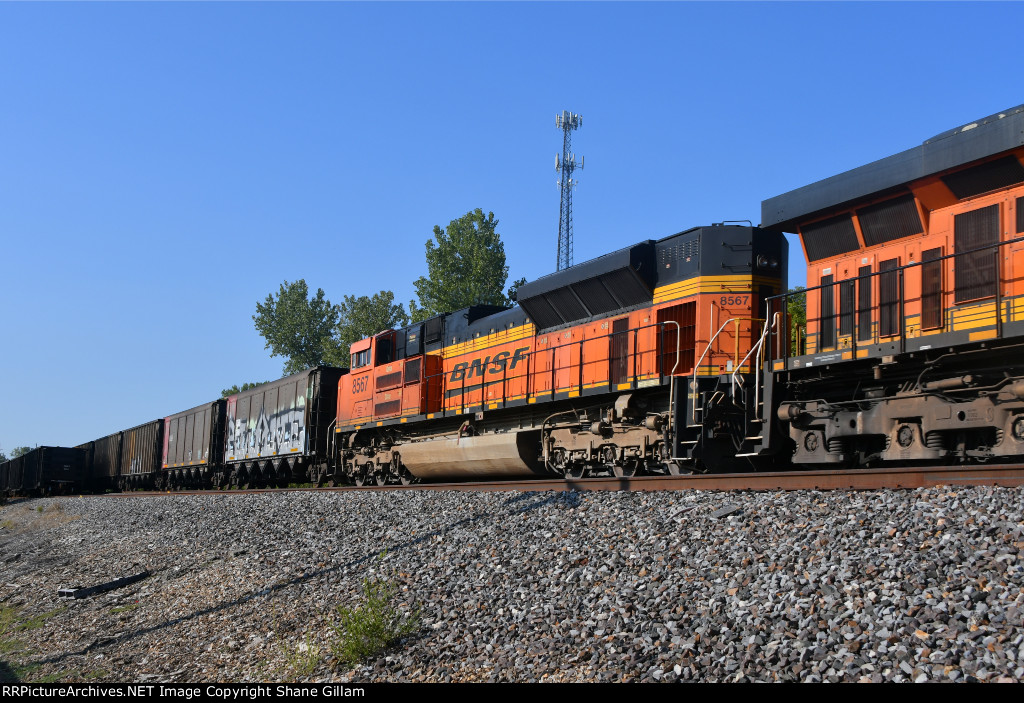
555;110;583;271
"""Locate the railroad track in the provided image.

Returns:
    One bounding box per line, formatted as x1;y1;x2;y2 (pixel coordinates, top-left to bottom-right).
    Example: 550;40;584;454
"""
105;464;1024;497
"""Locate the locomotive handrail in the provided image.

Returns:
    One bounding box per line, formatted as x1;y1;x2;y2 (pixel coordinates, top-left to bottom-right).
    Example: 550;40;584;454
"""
691;317;756;426
730;311;780;409
765;235;1024;363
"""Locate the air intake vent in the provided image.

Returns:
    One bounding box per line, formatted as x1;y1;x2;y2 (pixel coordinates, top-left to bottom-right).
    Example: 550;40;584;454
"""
1018;196;1024;233
374;400;402;417
423;316;443;345
857;194;923;246
942;156;1024;200
801;214;861;262
954;204;999;303
569;277;620;316
404;358;421;384
517;241;656;330
375;372;403;391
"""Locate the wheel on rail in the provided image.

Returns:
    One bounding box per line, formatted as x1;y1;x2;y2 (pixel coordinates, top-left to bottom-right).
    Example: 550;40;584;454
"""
373;468;389;487
612;458;638;478
565;461;587;479
665;461;690;476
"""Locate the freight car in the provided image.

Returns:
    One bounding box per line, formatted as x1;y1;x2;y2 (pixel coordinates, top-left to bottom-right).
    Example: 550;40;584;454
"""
220;366;345;488
69;367;346;491
330;225;787;484
757;103;1024;467
0;446;87;496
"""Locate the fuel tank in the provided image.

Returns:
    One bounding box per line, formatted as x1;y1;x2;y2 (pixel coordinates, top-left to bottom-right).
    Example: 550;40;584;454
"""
397;430;545;479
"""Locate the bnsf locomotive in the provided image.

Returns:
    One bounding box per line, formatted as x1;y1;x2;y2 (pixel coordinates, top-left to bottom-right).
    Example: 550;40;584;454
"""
4;103;1024;493
332;224;785;485
760;103;1024;468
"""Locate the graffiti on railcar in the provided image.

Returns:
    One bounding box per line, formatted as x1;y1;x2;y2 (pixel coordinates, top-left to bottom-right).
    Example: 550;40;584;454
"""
225;381;307;460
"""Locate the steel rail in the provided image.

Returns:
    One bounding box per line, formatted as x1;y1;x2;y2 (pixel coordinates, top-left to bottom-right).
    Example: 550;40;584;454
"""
98;464;1024;498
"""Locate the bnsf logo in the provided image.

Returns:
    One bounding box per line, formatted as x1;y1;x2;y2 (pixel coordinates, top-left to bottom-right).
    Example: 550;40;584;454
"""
450;347;529;383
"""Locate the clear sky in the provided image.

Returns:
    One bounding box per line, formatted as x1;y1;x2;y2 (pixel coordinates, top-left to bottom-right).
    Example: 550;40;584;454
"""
1;1;1021;452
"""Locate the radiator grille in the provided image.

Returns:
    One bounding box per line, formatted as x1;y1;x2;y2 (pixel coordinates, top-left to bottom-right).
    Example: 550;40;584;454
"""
942;156;1024;200
802;214;861;262
857;194;923;246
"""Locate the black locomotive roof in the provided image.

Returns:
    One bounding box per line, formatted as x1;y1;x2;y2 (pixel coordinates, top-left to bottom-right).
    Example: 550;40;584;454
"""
761;104;1024;233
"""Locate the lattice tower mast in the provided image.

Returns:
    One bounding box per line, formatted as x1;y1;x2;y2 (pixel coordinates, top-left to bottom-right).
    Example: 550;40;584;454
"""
555;111;583;271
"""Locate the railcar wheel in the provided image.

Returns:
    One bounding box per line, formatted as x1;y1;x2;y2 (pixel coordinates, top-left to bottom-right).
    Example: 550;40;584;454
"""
373;469;388;487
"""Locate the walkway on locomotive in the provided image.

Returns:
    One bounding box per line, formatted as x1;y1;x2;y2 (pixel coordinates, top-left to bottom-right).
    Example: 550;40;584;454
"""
336;225;785;432
763;104;1024;370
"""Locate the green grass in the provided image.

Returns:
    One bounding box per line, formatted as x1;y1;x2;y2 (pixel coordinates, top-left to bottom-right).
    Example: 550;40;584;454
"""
284;633;322;677
0;604;67;682
109;603;140;615
330;576;421;669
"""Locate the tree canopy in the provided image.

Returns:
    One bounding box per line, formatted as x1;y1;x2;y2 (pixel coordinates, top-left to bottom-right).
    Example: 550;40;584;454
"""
326;291;409;366
410;209;514;322
221;382;270;398
787;287;807;356
253;209;524;371
11;446;32;458
253;280;339;375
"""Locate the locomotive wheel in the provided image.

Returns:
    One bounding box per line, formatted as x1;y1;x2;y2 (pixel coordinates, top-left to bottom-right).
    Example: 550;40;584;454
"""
399;468;416;486
374;470;388;487
353;462;373;487
565;462;587;479
665;461;689;476
612;460;637;478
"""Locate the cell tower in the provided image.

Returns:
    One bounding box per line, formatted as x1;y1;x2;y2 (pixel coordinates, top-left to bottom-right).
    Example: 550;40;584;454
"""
555;111;583;271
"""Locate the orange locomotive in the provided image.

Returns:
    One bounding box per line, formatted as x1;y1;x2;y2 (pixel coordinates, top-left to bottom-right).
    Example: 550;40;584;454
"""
333;225;786;484
760;104;1024;466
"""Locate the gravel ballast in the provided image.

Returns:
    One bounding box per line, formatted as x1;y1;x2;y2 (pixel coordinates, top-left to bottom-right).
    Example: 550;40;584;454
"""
1;486;1023;682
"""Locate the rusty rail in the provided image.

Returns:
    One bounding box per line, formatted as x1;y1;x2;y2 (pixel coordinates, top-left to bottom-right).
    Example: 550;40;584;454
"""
101;464;1024;497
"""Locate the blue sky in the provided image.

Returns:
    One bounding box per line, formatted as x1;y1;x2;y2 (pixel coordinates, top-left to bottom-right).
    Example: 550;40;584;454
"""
1;2;1021;451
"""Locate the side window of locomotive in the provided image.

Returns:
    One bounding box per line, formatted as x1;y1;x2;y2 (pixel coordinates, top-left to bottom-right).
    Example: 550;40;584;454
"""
921;248;943;330
352;349;371;369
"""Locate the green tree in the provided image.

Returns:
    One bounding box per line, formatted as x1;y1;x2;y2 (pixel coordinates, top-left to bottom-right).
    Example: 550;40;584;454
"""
253;280;339;375
410;209;514;322
787;287;807;355
221;382;270;398
11;446;32;458
326;291;409;366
